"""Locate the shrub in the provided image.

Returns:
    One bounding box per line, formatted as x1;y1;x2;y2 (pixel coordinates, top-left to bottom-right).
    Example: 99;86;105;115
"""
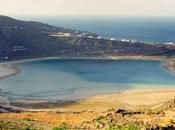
106;124;143;130
52;124;68;130
23;126;36;130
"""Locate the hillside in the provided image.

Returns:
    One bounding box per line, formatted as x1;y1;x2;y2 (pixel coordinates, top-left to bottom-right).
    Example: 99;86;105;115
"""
0;15;175;61
1;98;175;130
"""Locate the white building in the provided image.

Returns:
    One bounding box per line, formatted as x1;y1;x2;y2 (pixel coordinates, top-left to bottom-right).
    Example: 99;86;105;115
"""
164;42;174;45
110;38;116;41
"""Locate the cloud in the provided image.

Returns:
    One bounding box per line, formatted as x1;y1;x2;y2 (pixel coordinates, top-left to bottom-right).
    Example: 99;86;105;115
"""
0;0;174;17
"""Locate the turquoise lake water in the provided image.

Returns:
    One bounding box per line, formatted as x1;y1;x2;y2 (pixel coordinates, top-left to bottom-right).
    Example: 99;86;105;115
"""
0;59;175;101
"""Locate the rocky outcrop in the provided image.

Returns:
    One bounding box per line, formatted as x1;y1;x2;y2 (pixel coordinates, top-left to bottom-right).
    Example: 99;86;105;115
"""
165;60;175;73
82;99;175;130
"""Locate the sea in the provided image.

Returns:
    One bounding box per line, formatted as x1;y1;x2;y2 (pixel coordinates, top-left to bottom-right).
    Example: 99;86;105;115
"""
19;16;175;43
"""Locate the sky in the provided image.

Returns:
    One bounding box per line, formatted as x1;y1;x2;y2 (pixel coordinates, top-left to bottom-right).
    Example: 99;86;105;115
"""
0;0;175;17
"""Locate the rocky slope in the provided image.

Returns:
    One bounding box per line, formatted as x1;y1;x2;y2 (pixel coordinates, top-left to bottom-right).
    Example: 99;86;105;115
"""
1;98;175;130
82;98;175;130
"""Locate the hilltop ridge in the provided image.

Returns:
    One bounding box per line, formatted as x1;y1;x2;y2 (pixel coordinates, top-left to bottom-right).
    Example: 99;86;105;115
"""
0;15;175;61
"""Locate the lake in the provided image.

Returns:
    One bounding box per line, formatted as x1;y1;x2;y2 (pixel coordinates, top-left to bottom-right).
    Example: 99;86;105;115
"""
0;59;175;101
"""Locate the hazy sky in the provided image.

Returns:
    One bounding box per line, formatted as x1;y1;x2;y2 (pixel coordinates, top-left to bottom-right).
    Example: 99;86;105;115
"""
0;0;175;17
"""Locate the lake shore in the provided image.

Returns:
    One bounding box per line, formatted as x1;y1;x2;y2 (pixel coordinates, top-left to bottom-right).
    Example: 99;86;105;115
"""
0;56;175;112
1;88;175;130
1;56;175;129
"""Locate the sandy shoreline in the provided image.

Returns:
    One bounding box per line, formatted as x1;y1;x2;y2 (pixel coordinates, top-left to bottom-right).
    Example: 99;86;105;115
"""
0;56;175;112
